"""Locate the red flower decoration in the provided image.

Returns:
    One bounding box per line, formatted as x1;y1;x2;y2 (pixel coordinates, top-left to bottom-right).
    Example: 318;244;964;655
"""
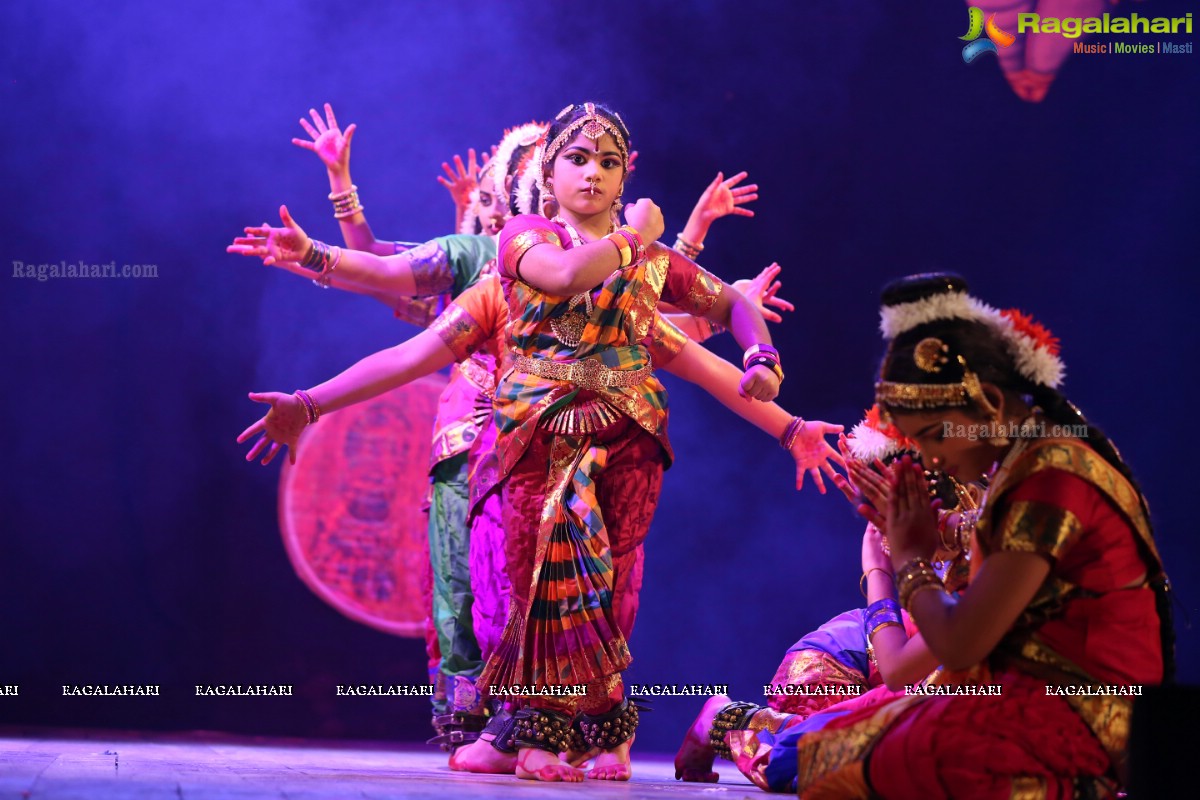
863;405;916;450
1001;309;1061;356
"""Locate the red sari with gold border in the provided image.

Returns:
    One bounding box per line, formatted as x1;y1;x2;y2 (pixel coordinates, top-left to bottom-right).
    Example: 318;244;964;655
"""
793;438;1165;799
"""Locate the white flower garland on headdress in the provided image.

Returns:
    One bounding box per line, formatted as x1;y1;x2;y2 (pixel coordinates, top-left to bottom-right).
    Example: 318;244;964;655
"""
491;122;545;214
847;423;905;463
879;290;998;340
846;406;914;463
880;289;1064;388
515;147;543;217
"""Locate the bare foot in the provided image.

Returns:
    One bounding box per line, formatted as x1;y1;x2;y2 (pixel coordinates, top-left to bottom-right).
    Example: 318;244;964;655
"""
515;748;584;782
674;694;730;782
563;745;598;768
448;736;517;774
587;735;633;781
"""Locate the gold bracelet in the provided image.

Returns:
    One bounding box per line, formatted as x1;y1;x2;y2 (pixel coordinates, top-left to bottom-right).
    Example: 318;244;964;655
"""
869;620;904;640
859;567;893;600
895;558;946;612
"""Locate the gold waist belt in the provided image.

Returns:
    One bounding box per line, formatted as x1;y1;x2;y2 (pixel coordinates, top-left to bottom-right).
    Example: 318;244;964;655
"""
513;354;652;391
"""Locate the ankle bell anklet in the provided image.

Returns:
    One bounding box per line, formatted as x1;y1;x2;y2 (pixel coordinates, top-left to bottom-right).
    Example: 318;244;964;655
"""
511;707;572;753
578;697;641;751
708;701;761;761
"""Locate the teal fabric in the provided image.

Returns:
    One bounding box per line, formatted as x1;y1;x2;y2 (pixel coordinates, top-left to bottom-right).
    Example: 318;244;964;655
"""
434;234;496;297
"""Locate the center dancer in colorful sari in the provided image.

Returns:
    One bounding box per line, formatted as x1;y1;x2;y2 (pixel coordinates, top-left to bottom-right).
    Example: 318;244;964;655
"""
473;101;785;782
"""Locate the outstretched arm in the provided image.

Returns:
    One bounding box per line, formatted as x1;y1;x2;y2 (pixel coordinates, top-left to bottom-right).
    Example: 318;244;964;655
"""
664;262;794;342
236;329;456;465
660;339;843;492
227;205;448;307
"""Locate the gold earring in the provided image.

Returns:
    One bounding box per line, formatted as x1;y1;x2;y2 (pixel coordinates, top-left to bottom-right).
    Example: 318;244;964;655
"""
989;411;1011;447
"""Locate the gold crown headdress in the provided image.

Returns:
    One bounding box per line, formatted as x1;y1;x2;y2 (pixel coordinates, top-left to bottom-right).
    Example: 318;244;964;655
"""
875;337;999;418
539;102;629;171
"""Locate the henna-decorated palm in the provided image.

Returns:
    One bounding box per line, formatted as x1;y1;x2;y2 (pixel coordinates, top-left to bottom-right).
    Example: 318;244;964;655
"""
788;420;845;493
227;205;311;271
732;262;795;324
236;391;308;466
293;103;356;175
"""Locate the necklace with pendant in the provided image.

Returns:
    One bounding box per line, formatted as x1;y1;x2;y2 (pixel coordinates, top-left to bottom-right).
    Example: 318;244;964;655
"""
549;216;608;347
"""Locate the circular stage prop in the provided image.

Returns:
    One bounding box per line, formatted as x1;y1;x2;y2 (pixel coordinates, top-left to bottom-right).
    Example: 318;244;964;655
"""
278;374;446;637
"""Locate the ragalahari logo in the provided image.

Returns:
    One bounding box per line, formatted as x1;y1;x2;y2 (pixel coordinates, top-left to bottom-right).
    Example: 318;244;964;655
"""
961;7;1016;63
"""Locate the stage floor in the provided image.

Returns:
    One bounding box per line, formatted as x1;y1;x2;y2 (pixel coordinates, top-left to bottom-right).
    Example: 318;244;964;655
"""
0;731;758;799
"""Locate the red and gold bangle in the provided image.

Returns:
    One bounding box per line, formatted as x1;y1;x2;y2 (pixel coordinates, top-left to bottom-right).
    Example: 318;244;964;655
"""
294;389;322;425
312;245;342;289
616;225;645;263
603;230;633;267
779;416;806;450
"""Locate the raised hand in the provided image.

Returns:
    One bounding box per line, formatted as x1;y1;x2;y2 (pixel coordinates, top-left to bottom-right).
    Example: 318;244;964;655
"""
437;149;482;213
624;198;664;244
731;263;795;324
626;150;639;176
788;419;845;494
236;392;309;466
292;103;356;176
692;171;758;224
227;205;311;269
